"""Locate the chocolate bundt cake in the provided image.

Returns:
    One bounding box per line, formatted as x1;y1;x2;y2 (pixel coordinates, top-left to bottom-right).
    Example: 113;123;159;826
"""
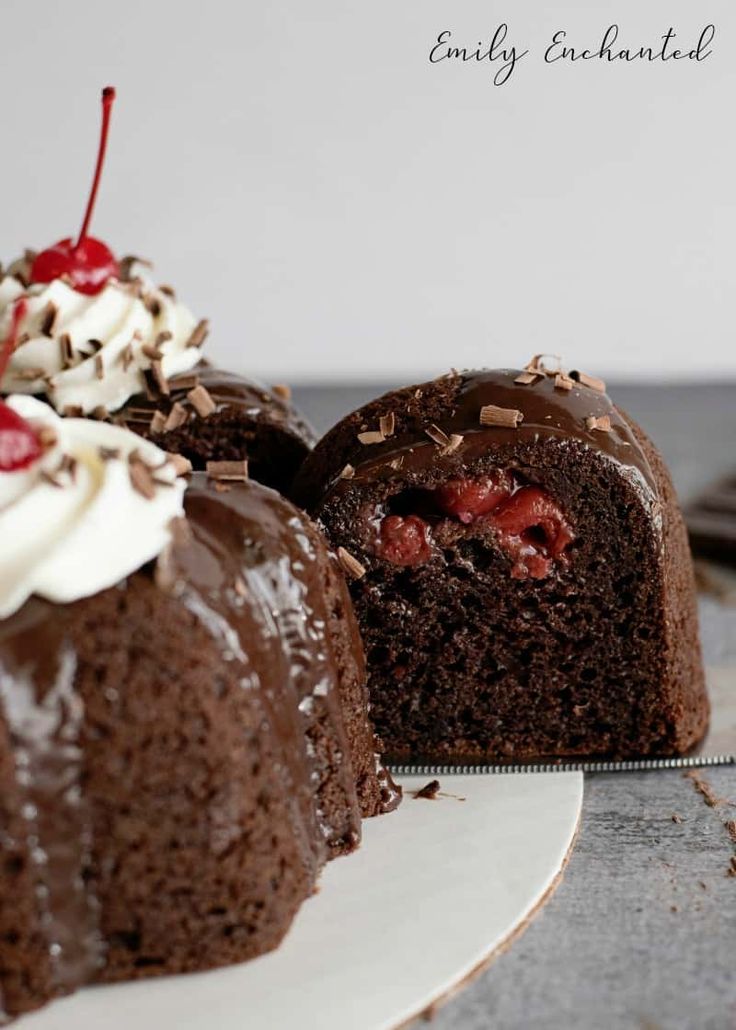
0;397;397;1022
295;360;709;762
0;255;314;495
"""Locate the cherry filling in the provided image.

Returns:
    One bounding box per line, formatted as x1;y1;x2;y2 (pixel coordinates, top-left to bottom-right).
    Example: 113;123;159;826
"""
375;515;433;566
372;473;574;578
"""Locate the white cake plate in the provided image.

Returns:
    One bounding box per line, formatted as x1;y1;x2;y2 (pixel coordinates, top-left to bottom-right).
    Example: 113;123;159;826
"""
22;771;583;1030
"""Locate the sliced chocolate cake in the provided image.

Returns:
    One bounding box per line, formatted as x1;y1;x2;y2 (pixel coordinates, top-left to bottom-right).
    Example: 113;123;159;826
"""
295;360;709;762
116;365;316;496
0;397;397;1022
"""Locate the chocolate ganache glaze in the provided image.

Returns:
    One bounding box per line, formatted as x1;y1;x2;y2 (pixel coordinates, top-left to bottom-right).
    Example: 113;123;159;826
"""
306;369;657;507
0;473;395;1018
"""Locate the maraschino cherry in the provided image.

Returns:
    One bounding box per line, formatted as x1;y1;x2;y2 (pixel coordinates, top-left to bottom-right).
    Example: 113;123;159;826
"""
30;87;119;295
0;300;42;471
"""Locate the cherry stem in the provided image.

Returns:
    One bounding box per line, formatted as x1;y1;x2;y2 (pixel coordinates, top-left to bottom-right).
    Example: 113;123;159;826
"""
0;299;28;383
74;86;116;251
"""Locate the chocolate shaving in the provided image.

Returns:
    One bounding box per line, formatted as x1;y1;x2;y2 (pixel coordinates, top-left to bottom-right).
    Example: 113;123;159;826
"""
119;255;152;281
94;354;105;381
213;481;231;493
120;343;135;371
62;405;84;418
357;430;385;445
413;779;441;800
16;333;30;348
99;446;121;462
571;369;606;394
187;384;216;418
85;338;103;354
37;426;57;450
425;424;450;447
339;464;355;480
554;373;575;392
128;452;158;499
514;370;542;386
479;404;523;428
156;330;173;348
40;302;58;336
440;433;464;456
150;411;167;434
585;415;612;433
379;412;396;438
525;353;561;376
186;319;209;349
272;383;292;402
142;343;164;362
59;333;74;368
337;546;366;580
151;360;170;396
159;285;176;299
91;405;110;421
168;453;193;477
164;402;189;432
206;459;249;482
389;456;404;470
58;454;78;482
40;469;65;489
170;373;199;393
144;294;162;317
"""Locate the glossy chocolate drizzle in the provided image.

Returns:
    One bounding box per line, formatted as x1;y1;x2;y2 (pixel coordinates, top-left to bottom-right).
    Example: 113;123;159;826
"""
329;369;658;501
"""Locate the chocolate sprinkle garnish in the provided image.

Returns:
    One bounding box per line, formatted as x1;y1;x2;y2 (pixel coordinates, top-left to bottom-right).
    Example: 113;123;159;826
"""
128;452;158;499
514;370;542;386
187;384;216;418
554;373;574;392
206;459;249;482
585;414;612;433
570;369;607;394
425;424;450;447
40;302;58;336
94;354;105;380
37;427;58;450
150;411;167;434
337;546;366;581
479;404;524;428
168;453;193;477
58;333;75;368
339;464;355;480
272;383;292;402
164;402;189;432
440;433;464;456
142;343;164;362
186;319;209;349
379;412;396;438
357;430;385;445
151;360;170;396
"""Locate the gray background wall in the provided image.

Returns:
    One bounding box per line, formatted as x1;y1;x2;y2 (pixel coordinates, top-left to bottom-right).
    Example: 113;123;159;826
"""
2;0;733;382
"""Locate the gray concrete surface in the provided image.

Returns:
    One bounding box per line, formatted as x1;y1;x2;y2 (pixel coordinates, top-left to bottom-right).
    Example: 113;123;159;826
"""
294;381;736;1030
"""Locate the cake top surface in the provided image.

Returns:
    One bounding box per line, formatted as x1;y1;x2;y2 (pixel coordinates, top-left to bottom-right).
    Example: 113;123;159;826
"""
0;395;187;617
301;361;658;505
0;254;206;415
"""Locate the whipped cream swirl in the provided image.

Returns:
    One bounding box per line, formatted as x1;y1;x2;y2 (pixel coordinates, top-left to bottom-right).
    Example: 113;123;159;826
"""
0;256;205;414
0;396;186;618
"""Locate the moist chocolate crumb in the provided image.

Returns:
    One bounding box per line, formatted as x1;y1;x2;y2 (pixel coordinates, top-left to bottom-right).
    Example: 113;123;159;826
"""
187;384;217;418
413;779;441;800
206;459;249;482
479;404;523;428
337;547;366;580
